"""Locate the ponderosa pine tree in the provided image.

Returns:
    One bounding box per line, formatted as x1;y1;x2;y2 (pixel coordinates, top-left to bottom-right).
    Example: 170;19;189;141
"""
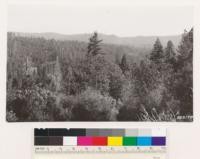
150;38;164;63
87;32;103;57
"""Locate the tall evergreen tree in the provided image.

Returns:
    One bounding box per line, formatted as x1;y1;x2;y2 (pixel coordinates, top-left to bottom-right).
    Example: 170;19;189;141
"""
165;40;176;68
87;32;103;57
150;38;164;63
177;29;193;69
175;28;193;116
120;54;129;74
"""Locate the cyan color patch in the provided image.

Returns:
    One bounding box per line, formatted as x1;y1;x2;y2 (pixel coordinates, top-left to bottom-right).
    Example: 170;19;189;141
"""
137;137;152;146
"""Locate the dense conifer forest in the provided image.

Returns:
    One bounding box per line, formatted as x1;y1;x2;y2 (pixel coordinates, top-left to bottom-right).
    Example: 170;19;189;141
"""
6;29;193;121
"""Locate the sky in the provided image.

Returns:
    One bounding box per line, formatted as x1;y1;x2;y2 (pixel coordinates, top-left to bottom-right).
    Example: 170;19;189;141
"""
8;4;193;37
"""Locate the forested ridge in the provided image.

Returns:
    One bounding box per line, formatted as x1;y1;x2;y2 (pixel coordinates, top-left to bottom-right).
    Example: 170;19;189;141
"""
14;32;181;48
6;29;193;122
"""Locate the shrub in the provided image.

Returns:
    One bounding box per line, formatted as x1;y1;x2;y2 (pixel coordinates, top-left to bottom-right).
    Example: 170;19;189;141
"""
117;106;139;121
57;95;77;121
70;87;118;121
6;111;18;122
6;89;31;121
6;85;58;121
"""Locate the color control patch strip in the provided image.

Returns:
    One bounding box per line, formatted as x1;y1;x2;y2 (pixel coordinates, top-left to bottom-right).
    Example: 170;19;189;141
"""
34;128;166;146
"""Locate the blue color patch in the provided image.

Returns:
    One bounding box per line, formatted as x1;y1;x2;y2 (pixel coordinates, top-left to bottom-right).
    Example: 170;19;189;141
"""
137;137;152;146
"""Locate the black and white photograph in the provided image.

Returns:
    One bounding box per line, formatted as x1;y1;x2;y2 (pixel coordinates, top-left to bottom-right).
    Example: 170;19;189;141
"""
6;4;193;122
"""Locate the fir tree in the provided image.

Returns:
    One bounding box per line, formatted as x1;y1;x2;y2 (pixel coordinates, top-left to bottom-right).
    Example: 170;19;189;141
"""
150;38;164;63
87;32;103;57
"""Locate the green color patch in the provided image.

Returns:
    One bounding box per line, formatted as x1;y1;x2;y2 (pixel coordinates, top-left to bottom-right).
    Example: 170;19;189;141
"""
123;137;137;146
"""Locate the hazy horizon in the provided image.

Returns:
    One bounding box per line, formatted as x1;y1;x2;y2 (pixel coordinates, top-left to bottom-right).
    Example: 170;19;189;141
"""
8;30;185;38
8;5;193;37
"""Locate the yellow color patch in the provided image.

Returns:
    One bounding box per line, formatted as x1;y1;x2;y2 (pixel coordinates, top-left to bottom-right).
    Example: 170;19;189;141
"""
108;137;123;146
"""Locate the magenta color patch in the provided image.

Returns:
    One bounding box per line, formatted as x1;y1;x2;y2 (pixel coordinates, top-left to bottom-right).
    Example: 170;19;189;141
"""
77;137;93;146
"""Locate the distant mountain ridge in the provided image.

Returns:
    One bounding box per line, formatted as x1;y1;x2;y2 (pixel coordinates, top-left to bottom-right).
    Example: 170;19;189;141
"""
12;32;182;48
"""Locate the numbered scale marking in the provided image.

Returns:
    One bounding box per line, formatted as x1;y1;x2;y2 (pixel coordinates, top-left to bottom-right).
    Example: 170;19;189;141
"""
35;146;166;154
